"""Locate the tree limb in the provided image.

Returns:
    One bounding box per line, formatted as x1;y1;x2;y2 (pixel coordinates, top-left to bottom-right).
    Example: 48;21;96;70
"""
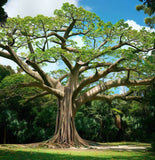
97;40;108;50
24;91;50;103
18;82;64;98
41;20;49;50
93;93;143;102
68;30;90;38
0;49;14;60
25;60;57;87
37;59;57;64
76;76;155;106
0;45;44;82
64;19;76;39
73;58;126;99
61;54;73;71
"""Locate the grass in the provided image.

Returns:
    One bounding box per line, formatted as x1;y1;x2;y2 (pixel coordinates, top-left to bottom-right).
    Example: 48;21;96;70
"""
98;142;151;146
0;143;154;160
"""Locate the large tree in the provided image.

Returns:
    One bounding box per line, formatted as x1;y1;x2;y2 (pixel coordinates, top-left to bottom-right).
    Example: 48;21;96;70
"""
0;3;154;146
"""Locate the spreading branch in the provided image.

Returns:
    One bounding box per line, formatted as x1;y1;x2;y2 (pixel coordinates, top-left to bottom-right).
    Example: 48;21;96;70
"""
76;76;155;106
61;54;73;71
24;91;50;103
73;58;126;99
64;19;76;39
25;59;57;87
93;92;143;102
18;82;64;98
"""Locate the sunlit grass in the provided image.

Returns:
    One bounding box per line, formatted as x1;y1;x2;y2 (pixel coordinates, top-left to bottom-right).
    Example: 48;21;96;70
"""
0;143;154;160
98;141;151;146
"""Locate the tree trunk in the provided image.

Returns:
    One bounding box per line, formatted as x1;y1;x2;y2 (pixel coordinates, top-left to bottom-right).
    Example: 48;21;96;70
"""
47;87;87;147
3;126;7;144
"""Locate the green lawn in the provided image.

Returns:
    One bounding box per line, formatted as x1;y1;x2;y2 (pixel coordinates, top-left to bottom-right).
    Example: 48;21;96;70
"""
0;144;154;160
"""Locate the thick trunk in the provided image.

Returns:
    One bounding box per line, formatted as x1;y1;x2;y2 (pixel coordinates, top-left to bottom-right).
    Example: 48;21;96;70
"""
47;87;87;146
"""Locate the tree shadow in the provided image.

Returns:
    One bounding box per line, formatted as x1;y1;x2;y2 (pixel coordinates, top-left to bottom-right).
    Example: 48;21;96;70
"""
0;148;154;160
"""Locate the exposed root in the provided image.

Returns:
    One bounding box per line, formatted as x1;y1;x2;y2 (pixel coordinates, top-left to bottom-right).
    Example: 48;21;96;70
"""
26;136;91;149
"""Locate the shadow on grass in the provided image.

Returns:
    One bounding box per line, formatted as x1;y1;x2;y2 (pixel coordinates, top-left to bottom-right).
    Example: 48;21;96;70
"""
0;148;154;160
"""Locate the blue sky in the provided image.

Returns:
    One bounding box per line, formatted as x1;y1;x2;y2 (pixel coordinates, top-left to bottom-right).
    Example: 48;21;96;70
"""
79;0;149;26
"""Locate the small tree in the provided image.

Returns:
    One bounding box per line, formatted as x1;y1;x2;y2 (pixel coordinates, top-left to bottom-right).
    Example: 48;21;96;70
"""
0;3;154;146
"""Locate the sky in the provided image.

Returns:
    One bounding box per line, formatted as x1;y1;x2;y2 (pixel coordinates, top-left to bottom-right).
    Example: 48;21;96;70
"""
0;0;154;69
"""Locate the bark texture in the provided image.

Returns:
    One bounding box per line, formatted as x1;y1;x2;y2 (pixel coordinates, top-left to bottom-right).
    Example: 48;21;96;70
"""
47;87;87;146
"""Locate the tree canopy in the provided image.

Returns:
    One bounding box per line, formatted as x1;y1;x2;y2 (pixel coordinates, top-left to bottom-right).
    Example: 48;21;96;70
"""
0;3;155;146
136;0;155;28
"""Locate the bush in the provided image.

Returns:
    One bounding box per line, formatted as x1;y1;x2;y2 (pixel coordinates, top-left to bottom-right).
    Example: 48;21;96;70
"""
151;133;155;152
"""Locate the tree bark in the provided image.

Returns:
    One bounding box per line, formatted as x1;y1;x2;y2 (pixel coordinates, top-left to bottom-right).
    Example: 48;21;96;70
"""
47;87;87;146
3;126;7;144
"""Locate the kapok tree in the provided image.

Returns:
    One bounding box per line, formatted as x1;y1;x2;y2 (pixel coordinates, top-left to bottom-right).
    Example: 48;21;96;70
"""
0;3;155;146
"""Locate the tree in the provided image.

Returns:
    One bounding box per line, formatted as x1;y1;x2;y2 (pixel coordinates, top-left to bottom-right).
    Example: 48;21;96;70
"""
136;0;155;28
0;64;15;82
0;0;8;25
0;3;154;146
0;73;57;144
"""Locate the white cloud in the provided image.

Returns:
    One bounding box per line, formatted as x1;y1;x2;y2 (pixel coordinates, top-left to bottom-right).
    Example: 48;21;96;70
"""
1;0;79;71
71;35;84;48
0;57;17;70
126;20;155;32
4;0;79;17
119;86;125;94
84;6;92;11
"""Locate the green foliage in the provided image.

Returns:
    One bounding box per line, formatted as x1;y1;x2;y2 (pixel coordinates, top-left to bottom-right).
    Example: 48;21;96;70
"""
0;64;15;82
0;72;57;144
151;133;155;152
136;0;155;27
76;101;118;142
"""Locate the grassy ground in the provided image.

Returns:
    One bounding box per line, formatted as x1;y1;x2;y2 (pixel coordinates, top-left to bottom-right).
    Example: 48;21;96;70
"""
0;143;154;160
98;142;151;146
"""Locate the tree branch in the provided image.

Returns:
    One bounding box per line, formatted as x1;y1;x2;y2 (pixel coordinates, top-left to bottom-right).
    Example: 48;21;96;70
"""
97;40;108;50
82;42;127;67
68;30;90;38
41;20;49;50
37;59;57;64
64;19;76;39
24;91;49;103
61;54;73;71
31;32;65;43
77;62;112;77
76;76;155;106
93;92;143;102
0;45;44;82
73;58;126;99
25;60;57;87
65;46;79;53
0;48;14;60
58;61;112;82
18;82;64;98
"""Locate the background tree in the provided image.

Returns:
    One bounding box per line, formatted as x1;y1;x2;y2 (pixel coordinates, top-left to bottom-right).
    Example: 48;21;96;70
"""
136;0;155;28
0;64;15;81
0;0;8;25
0;71;57;144
0;3;154;147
